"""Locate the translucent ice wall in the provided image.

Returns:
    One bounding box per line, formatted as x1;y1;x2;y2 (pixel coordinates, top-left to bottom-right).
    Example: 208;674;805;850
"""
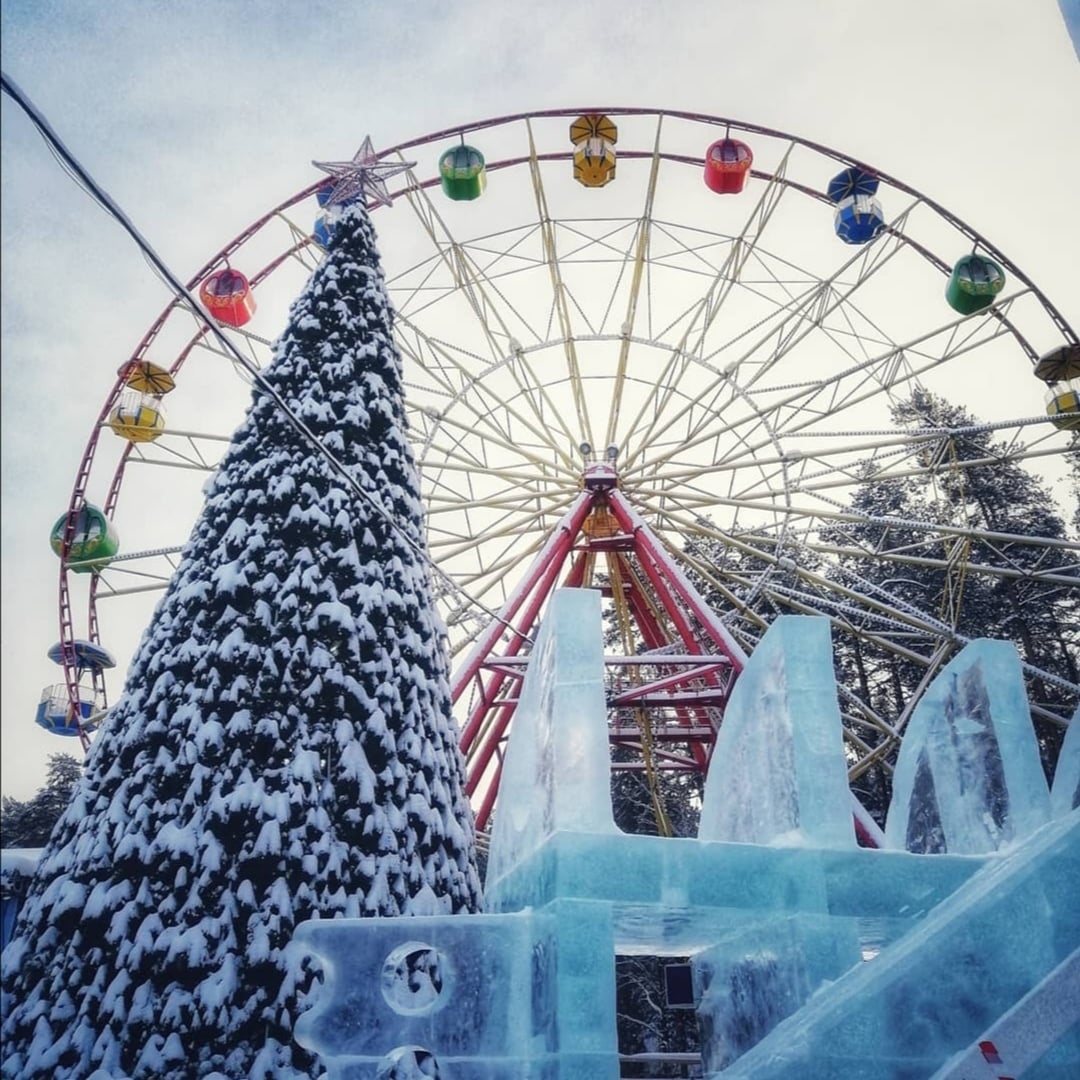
294;905;621;1079
717;812;1080;1079
485;588;618;890
698;616;854;848
886;640;1051;853
1051;709;1080;818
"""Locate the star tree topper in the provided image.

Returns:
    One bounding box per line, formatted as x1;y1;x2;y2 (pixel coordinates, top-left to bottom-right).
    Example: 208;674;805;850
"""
312;135;415;210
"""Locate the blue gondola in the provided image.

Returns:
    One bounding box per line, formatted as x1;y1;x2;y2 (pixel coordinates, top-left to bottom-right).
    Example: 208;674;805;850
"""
47;639;117;673
313;215;335;249
35;685;103;737
827;166;880;204
833;195;886;245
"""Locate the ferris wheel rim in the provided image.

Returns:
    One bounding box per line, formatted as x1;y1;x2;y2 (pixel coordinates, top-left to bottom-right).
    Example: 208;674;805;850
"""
53;105;1078;757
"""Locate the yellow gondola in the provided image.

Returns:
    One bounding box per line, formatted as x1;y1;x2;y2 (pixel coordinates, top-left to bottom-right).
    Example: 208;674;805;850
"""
570;114;617;188
117;358;176;396
108;389;166;443
1045;380;1080;431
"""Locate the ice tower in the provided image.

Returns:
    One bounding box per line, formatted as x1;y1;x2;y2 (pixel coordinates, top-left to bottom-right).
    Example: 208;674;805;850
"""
294;590;1080;1078
886;640;1052;854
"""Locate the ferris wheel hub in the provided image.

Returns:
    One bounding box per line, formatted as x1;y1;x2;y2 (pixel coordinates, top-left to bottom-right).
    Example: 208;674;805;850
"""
581;462;619;491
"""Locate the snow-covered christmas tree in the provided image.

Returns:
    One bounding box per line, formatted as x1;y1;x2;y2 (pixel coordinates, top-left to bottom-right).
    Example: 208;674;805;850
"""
1;193;483;1079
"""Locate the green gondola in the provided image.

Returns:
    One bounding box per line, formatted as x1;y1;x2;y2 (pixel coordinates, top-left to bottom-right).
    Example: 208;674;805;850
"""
49;504;119;574
439;144;486;201
945;253;1006;315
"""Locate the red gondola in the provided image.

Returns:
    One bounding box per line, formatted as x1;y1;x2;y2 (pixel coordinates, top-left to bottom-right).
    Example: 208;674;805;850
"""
199;268;256;328
704;138;753;194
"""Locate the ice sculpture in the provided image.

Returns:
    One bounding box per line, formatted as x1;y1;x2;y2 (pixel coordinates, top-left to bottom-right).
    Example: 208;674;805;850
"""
293;909;577;1077
1051;708;1080;818
485;587;619;891
697;615;853;848
719;812;1080;1079
293;594;1078;1079
886;639;1051;854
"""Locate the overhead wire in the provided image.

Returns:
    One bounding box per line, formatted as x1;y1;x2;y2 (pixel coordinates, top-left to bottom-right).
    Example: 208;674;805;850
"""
0;69;522;645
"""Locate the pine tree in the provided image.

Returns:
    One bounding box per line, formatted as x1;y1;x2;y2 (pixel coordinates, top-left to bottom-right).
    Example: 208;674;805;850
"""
823;389;1080;777
1065;445;1080;538
1;201;483;1080
1;754;82;850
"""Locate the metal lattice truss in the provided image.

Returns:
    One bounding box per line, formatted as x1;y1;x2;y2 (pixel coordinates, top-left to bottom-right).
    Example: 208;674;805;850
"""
60;109;1078;794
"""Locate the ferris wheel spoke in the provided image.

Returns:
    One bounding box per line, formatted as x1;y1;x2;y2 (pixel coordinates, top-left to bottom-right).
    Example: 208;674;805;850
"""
392;179;588;458
711;203;918;388
426;495;570;561
91;554;182;598
396;312;581;469
779;431;1065;507
420;461;578;504
271;209;328;276
619;158;796;461
640;489;1077;632
767;569;1080;717
632;214;925;465
627;256;879;458
525;118;594;449
640;415;1061;516
603;114;664;449
447;541;547;598
750;294;1029;444
116;430;233;473
643;482;1079;563
416;402;580;481
423;471;576;523
425;490;575;525
651;506;966;681
646;302;1023;479
396;175;526;361
436;527;557;622
804;531;1080;590
676;160;799;344
404;347;549;460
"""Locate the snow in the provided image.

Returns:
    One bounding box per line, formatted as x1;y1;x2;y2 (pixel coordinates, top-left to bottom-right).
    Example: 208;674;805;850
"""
0;848;44;881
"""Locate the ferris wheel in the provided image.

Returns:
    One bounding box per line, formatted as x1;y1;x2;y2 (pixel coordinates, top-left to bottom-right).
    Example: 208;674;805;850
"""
44;108;1079;827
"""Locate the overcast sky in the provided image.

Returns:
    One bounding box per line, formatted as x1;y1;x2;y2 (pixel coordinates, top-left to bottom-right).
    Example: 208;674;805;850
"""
2;1;1078;802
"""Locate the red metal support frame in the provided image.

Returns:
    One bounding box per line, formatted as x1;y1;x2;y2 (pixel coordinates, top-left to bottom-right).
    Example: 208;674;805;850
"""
456;478;757;831
452;490;592;718
608;490;748;669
